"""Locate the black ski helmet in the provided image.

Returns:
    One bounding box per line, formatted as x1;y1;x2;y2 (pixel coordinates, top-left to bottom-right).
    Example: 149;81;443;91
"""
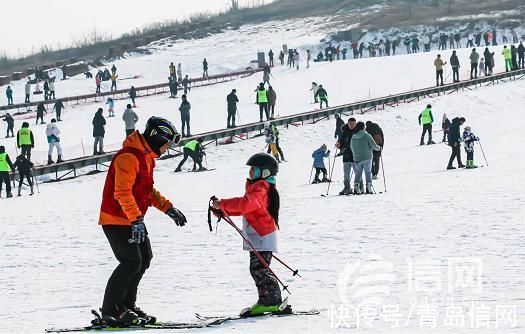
246;153;279;178
143;116;180;155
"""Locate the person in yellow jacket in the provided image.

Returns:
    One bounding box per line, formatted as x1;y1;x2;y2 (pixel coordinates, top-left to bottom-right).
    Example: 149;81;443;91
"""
17;122;34;161
434;54;447;86
0;145;15;198
174;138;205;172
110;73;118;91
502;45;512;72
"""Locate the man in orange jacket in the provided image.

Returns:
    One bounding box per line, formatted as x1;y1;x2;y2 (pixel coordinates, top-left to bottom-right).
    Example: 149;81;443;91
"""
98;116;185;327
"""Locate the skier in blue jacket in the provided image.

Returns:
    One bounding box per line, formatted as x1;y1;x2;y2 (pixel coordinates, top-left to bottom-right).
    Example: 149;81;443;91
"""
311;144;331;183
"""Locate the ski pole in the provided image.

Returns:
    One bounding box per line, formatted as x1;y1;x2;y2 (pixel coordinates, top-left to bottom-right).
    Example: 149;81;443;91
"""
32;168;40;194
209;202;290;294
477;141;488;166
324;148;338;196
380;154;387;193
236;107;242;126
272;254;302;278
308;166;314;184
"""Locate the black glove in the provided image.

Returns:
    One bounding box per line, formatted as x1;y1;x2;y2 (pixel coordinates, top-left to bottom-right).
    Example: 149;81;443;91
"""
327;150;331;154
166;206;187;227
129;218;146;244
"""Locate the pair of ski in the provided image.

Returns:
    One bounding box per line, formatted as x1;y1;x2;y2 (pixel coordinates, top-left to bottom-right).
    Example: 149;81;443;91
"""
45;304;319;332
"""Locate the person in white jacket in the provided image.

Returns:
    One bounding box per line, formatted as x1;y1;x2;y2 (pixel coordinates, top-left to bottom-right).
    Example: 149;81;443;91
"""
46;119;63;164
49;80;56;100
310;82;319;103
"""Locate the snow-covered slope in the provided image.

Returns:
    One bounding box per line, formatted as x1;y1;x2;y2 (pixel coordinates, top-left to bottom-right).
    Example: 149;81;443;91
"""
1;45;524;333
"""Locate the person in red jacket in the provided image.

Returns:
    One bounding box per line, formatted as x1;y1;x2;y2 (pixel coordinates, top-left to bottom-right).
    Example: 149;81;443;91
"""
212;153;282;316
98;117;185;327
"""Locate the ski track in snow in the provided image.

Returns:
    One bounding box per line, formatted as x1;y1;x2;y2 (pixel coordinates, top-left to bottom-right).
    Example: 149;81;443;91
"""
1;18;525;334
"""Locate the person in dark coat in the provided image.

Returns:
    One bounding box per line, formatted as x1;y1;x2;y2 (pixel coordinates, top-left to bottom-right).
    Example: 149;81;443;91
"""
336;117;357;195
129;86;137;107
226;89;239;128
450;51;460;83
169;77;178;98
518;41;525;69
13;154;34;196
267;86;277;119
365;121;384;179
92;108;106;155
447;117;466;169
202;58;209;77
43;80;50;100
53;100;65;121
334;113;344;140
36;103;47;124
179;94;191;137
511;45;518;71
3;113;14;138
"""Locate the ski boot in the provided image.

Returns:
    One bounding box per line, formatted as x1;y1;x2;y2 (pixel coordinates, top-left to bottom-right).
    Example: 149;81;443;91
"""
174;166;182;172
458;162;466;168
197;166;207;172
427;140;436;145
420;138;425;146
128;305;156;325
98;309;144;328
18;186;22;197
312;177;321;184
6;192;13;198
47;156;54;165
30;186;34;196
365;183;374;195
339;180;351;195
447;165;456;170
322;177;331;183
57;155;64;163
353;183;362;195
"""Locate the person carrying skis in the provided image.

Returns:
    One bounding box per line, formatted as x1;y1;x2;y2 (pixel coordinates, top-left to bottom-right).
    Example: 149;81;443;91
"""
311;144;330;183
351;122;381;195
174;138;205;172
98;117;185;327
256;83;269;122
17;122;34;161
227;89;239;128
315;85;328;109
106;97;115;117
419;104;435;145
211;152;283;316
441;113;451;142
53;99;64;121
447;117;466;170
0;145;15;198
13;154;34;196
3;112;14;138
462;126;480;169
46;119;63;164
365;121;384;180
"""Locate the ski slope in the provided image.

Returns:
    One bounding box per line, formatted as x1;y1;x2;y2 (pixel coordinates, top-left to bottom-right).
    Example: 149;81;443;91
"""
0;39;516;166
2;39;525;333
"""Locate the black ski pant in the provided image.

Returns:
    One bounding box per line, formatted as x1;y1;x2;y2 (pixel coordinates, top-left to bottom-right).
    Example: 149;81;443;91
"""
442;129;449;142
314;167;328;180
25;94;30;103
371;150;381;176
227;106;236;128
448;144;463;167
21;145;32;161
111;81;117;91
18;171;33;187
249;251;282;306
436;70;444;86
259;103;269;121
180;112;190;137
452;67;459;82
470;63;478;79
269;104;275;118
0;172;11;194
176;147;202;170
36;114;44;124
56;109;62;121
467;151;474;161
519;55;525;69
125;129;135;137
6;125;14;137
421;124;433;143
102;225;152;317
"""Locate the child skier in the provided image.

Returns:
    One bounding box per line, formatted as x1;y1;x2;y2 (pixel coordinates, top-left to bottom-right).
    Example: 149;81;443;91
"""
106;98;115;117
462;126;480;169
264;121;280;162
311;144;331;183
479;58;486;76
211;153;284;316
442;113;451;142
13;154;34;196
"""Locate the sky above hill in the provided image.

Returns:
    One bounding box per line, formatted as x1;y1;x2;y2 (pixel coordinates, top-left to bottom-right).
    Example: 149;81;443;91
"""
1;0;273;58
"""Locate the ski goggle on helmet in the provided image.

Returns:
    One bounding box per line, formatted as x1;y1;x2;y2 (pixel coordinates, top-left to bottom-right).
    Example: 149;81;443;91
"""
144;116;181;148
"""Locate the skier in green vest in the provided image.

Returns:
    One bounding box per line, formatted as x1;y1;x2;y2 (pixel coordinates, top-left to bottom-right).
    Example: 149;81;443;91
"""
418;104;435;145
0;145;15;198
17;122;35;161
256;83;269;122
174;138;206;172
